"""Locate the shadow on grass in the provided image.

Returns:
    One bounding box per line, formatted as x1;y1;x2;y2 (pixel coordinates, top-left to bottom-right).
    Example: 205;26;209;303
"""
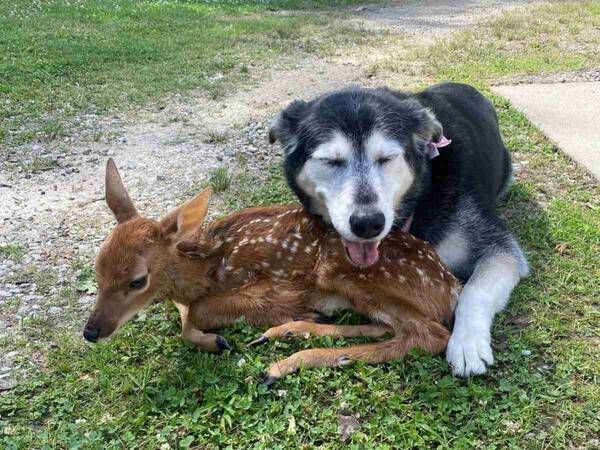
494;182;552;354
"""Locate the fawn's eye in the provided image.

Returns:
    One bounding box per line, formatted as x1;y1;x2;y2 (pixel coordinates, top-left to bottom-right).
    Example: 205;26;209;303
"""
129;275;148;290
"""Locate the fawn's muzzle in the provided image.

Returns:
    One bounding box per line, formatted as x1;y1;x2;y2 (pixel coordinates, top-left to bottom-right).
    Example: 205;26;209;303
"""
83;327;100;343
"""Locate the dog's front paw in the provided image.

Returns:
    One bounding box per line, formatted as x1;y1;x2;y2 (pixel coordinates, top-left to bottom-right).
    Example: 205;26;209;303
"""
446;326;494;377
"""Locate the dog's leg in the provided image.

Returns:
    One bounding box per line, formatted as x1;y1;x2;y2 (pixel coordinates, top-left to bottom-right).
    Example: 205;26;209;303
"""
446;250;526;376
262;319;449;385
248;321;392;346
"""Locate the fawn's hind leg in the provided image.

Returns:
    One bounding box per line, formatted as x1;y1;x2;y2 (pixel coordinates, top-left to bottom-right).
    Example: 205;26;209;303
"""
248;321;392;346
188;280;316;330
261;319;450;385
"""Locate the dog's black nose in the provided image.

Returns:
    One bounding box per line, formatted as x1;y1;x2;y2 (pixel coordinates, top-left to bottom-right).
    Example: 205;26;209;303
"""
83;327;100;343
350;212;385;239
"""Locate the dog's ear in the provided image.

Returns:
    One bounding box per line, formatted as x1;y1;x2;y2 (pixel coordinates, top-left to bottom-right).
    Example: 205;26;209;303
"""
268;100;309;151
414;108;443;143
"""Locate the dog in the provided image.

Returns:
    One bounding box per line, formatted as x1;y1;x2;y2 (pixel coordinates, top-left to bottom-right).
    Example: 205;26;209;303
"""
83;159;458;384
268;82;529;376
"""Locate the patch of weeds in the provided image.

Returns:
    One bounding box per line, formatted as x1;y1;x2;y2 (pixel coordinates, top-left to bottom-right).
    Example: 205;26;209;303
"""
74;265;97;295
208;166;232;193
204;128;229;144
162;136;188;146
235;152;248;166
18;157;58;174
33;269;59;296
40;119;66;141
167;115;189;124
0;297;21;315
0;244;26;262
220;165;295;211
6;267;56;296
92;131;103;142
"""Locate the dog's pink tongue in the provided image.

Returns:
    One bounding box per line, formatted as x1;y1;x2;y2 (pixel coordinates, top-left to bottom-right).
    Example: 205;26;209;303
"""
343;240;380;267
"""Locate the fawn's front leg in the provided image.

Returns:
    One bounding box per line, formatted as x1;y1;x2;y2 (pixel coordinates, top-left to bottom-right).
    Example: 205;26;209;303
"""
173;302;232;353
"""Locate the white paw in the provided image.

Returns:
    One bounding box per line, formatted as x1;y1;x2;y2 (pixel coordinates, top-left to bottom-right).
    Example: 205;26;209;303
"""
446;326;494;377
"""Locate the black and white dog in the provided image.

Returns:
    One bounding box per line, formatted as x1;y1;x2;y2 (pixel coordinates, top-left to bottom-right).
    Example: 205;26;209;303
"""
269;82;528;377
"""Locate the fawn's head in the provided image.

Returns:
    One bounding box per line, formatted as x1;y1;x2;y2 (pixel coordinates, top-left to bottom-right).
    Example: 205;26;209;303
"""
83;159;212;342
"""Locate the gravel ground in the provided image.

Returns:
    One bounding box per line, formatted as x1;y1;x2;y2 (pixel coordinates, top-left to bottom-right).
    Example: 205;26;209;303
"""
0;0;584;389
496;68;600;85
350;0;544;34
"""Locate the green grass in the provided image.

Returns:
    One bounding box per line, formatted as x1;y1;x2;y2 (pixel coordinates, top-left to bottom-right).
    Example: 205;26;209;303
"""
208;166;232;193
1;1;600;449
203;128;230;144
424;1;600;83
369;1;600;85
0;244;26;262
0;0;369;147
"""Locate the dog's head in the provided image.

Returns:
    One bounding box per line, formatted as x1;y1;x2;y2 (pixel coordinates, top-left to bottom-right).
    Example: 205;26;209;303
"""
270;88;442;267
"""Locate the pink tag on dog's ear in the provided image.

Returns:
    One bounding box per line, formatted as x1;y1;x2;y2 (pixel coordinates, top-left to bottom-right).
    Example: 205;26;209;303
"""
426;135;452;159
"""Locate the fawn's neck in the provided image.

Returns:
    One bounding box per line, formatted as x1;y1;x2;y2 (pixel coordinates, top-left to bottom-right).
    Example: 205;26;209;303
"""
161;248;218;306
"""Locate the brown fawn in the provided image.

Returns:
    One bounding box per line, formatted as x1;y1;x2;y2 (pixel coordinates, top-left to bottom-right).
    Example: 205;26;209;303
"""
84;159;459;384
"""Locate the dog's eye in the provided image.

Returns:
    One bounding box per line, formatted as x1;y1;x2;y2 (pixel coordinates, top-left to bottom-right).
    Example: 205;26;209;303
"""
323;159;346;168
376;156;394;165
129;276;148;290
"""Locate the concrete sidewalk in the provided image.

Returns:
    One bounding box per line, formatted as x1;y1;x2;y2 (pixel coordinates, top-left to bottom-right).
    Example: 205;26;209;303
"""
493;82;600;179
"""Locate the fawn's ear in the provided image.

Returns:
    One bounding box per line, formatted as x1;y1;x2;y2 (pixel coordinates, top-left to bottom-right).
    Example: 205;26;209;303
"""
105;158;139;224
161;188;212;240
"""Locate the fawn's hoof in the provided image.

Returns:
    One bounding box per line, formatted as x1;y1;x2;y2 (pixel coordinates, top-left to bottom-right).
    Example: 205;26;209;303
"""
293;311;332;324
247;335;269;347
215;335;232;351
260;373;279;388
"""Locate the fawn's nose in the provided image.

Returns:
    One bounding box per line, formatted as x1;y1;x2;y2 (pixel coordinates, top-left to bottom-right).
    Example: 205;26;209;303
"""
83;327;100;343
349;212;385;239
